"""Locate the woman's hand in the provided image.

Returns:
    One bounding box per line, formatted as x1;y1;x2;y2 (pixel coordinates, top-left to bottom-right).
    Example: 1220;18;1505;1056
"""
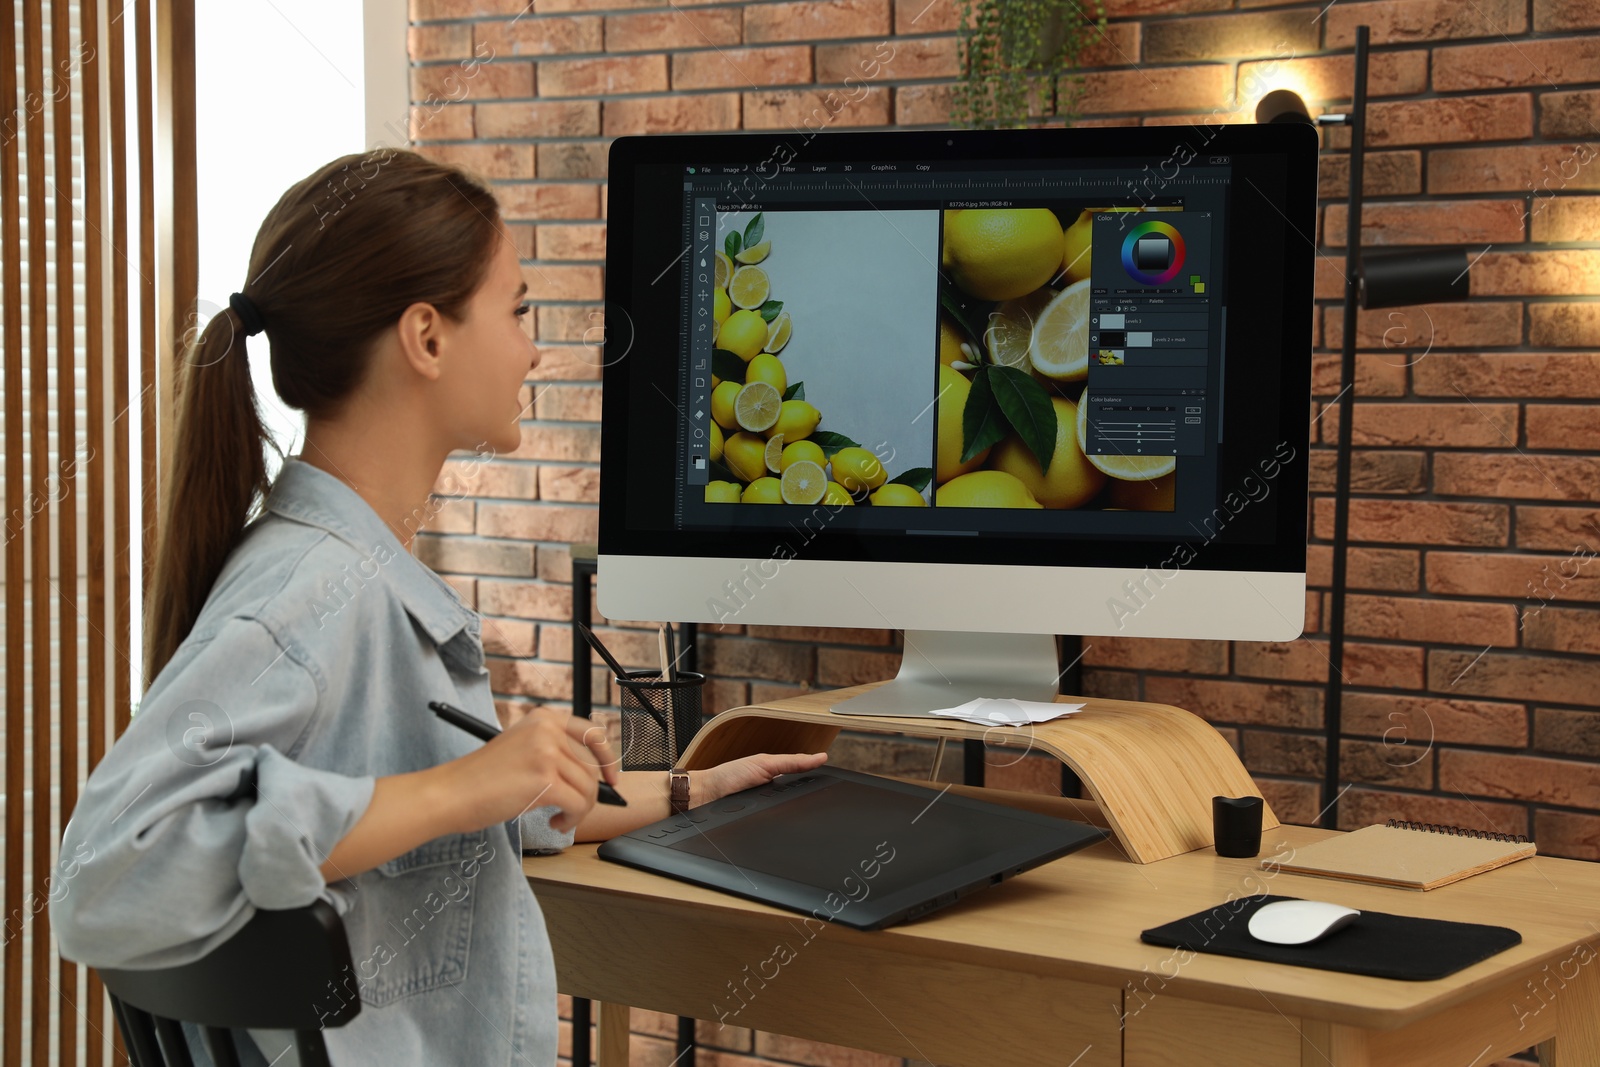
693;751;830;807
443;707;619;835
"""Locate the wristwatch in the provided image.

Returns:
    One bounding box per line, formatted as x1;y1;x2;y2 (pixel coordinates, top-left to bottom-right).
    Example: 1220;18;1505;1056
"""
668;768;692;815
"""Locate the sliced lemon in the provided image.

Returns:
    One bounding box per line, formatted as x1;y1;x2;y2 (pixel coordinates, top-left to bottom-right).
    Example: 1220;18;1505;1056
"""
714;250;733;291
764;311;792;354
764;433;786;474
734;380;782;433
780;459;827;505
734;239;771;264
985;286;1053;371
1029;278;1093;381
729;265;770;309
1074;387;1177;481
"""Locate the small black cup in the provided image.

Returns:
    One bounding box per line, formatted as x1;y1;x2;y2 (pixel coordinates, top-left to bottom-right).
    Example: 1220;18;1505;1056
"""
1213;795;1264;858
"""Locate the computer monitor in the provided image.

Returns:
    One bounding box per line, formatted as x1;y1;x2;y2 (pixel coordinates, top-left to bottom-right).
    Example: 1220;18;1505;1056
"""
598;124;1317;716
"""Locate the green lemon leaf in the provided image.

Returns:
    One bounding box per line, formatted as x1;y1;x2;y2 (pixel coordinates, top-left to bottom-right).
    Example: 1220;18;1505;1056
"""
725;231;742;258
961;366;1009;464
759;299;784;322
783;381;804;401
744;212;764;248
808;431;861;459
989;365;1057;473
712;348;747;384
889;467;933;492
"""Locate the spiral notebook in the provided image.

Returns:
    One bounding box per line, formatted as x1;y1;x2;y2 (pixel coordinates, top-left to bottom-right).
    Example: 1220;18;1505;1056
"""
1266;819;1536;891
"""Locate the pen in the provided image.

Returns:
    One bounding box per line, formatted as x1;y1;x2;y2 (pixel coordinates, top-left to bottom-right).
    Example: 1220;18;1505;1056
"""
576;621;630;680
428;700;626;806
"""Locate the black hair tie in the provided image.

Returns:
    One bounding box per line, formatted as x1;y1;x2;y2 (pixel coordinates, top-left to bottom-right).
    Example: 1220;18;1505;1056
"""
229;291;265;337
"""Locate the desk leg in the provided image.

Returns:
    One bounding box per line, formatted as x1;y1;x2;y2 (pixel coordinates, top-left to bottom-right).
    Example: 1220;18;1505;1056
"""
593;1002;630;1067
1539;940;1600;1067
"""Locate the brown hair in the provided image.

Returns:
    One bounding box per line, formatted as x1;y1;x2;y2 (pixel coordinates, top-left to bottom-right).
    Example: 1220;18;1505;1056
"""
144;148;503;684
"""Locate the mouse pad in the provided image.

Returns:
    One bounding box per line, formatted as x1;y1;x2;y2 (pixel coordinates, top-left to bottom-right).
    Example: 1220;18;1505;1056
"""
1140;894;1522;981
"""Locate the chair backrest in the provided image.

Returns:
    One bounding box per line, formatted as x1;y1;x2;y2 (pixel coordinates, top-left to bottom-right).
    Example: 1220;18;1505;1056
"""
97;899;361;1067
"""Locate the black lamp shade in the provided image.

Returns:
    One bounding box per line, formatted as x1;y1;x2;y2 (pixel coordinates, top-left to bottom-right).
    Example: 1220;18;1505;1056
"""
1255;89;1313;125
1358;247;1472;309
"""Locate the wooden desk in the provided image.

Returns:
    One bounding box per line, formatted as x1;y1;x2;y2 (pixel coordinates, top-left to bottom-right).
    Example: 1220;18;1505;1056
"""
527;692;1600;1067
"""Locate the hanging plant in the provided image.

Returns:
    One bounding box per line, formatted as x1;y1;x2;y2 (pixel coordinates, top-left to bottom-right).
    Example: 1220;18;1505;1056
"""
951;0;1108;130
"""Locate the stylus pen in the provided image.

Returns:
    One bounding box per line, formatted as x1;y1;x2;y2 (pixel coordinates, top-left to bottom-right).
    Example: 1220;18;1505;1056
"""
428;700;626;806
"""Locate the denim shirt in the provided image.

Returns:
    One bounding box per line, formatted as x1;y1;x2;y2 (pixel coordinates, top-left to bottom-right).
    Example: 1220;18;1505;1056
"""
51;456;575;1067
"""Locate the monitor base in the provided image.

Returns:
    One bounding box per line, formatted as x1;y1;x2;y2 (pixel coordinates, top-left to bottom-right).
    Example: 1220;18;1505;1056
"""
829;630;1060;717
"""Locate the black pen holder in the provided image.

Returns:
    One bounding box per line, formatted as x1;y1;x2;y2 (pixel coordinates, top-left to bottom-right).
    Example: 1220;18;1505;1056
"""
615;669;706;771
1213;795;1264;858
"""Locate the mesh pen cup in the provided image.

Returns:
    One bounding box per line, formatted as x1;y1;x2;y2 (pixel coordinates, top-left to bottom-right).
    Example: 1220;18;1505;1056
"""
616;669;706;771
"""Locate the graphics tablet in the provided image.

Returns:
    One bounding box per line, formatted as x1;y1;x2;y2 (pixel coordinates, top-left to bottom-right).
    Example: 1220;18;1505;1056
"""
596;766;1107;930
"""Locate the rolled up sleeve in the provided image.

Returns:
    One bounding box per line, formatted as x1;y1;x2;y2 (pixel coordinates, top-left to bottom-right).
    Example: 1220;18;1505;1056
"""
50;616;375;970
519;805;577;855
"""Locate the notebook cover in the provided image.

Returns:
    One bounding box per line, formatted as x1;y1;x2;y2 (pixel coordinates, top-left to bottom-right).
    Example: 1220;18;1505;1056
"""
1140;894;1522;981
1265;823;1536;891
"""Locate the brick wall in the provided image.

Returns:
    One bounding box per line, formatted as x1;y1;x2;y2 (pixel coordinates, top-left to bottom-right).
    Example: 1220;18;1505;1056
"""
405;1;1598;1058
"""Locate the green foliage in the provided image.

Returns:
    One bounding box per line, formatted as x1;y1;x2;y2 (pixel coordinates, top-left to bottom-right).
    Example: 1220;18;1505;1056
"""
950;0;1108;131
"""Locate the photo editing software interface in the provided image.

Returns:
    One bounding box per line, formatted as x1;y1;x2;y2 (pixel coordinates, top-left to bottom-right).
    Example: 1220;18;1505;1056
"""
670;154;1273;542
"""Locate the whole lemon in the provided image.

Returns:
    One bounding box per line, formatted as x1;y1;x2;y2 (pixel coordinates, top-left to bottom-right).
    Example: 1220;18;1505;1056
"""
1061;209;1095;284
713;287;731;327
988;397;1105;508
780;439;825;471
768;400;821;441
937;364;988;484
742;477;783;503
710;380;742;429
831;447;888;493
704;480;740;503
870;483;928;506
944;209;1066;301
823;481;854;506
938;316;969;367
717;309;768;360
745;352;787;395
709;420;724;463
723;432;768;482
936;469;1043;508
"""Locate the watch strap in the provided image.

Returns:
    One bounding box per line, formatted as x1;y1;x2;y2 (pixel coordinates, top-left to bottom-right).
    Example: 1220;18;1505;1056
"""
669;768;691;814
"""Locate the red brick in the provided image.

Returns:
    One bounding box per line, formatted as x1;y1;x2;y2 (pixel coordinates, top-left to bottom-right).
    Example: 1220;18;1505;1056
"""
1144;678;1321;728
536;142;608;180
1236;51;1429;104
1076;23;1141;70
414;534;535;577
532;383;602;422
1306;545;1420;591
1080;637;1229;674
1434;453;1600;502
1530;303;1600;347
475;100;599;138
1434;37;1600;91
510;423;602;462
1317;402;1518;448
537;465;600;503
700;635;814;682
818;37;955;82
539;54;667;97
1516;506;1600;550
1311;499;1509;546
529;344;605;381
1257;778;1321;828
745;624;894;645
1343;692;1528;747
603;93;742;135
1083;667;1140;702
1523;606;1600;655
1080;65;1232;114
411;61;534;104
742;86;890;130
475;16;603;59
671;45;812;91
1428;549;1600;601
415;142;535;181
1242;731;1322;778
1322;302;1523;350
1429;144;1600;195
1233;639;1422;690
1318;151;1423;198
411;0;530;16
534;222;605;260
746;0;891;43
894;83;950;125
481;579;576;622
1343;593;1518;647
1364;93;1532;147
1414;352;1600;398
517;261;601;301
1104;0;1231;13
1473;251;1600;296
441;574;476;608
1335;786;1527;837
1323;199;1524;248
1440;749;1600;808
410;24;473;62
1139;10;1318;63
1539;89;1600;139
410;103;474;141
536;306;604;344
606;10;742;52
1341;737;1434;790
817;647;903;687
487;657;575;701
481;615;536;658
439;458;539;500
892;0;980;33
1307;449;1428;495
1325;0;1525;48
708;678;753;716
1530;195;1600;242
536;543;573;582
1535;0;1600;30
478;502;598;542
1534;811;1600;862
1310;353;1408;397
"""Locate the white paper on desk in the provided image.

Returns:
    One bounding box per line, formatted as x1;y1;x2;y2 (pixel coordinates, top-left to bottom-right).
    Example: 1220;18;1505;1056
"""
926;697;1085;726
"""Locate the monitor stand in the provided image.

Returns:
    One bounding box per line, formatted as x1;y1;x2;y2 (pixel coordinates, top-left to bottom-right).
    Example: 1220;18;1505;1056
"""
830;631;1060;717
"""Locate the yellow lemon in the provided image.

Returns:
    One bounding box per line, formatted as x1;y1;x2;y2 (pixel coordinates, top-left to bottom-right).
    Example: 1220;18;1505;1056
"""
764;311;792;354
780;459;827;505
724;432;768;482
939;316;970;367
1030;278;1093;382
734;239;771;264
936;469;1043;508
1061;208;1095;284
831;447;887;493
984;286;1054;372
988;397;1105;508
764;433;786;473
780;439;825;471
1074;392;1178;481
823;481;854;506
870;483;927;506
745;352;787;395
768;399;820;441
714;250;733;291
704;480;740;503
742;476;783;503
734;380;782;433
710;380;742;429
709;420;724;463
944;208;1066;301
713;287;731;327
1107;469;1176;510
729;265;770;309
717;309;768;360
937;364;988;484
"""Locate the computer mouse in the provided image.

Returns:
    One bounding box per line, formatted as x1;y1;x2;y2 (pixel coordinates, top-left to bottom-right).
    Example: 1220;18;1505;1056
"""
1247;899;1360;945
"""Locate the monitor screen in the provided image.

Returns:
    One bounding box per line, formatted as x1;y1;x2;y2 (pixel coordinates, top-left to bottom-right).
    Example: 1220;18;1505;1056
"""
599;125;1316;642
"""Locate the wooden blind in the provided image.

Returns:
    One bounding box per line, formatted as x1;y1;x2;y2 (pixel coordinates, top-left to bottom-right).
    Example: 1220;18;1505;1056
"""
1;0;194;1063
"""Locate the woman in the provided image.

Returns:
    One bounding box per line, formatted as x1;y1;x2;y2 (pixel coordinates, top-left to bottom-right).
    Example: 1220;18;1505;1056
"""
50;148;828;1066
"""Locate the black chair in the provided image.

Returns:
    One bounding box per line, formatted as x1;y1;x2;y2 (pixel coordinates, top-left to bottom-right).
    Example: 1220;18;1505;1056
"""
96;899;361;1067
